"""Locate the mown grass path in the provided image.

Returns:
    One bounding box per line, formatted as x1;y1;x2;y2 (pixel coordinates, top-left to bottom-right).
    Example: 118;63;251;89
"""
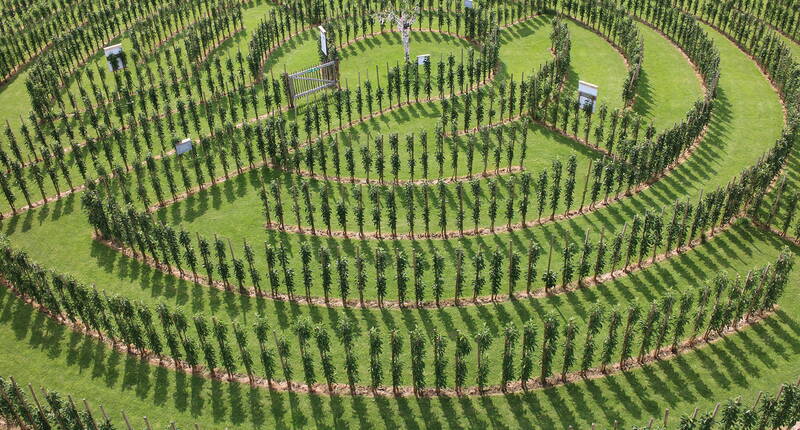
0;5;795;430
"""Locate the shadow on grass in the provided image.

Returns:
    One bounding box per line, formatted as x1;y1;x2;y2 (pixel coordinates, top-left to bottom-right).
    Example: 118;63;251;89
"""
1;267;798;428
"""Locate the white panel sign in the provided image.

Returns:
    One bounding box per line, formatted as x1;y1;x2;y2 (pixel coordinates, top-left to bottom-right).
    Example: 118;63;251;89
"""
176;138;193;155
578;80;598;112
464;0;473;8
319;26;328;56
103;44;125;72
417;54;430;66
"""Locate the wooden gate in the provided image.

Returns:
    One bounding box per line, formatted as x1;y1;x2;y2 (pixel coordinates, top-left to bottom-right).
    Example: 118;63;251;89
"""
282;60;340;108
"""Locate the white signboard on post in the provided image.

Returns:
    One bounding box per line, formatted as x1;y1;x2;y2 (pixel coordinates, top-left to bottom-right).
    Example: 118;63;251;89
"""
103;44;125;72
417;54;430;66
176;138;193;155
578;80;599;112
464;0;473;8
319;26;328;56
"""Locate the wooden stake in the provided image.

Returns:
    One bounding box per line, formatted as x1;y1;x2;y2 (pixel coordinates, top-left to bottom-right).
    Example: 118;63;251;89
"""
83;399;98;430
99;404;110;423
26;384;48;427
68;395;85;429
121;411;133;430
753;391;763;408
8;378;34;429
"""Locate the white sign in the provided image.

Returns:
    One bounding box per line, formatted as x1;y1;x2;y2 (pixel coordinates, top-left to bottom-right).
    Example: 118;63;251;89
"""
417;54;430;66
103;44;125;72
578;80;598;112
319;26;327;56
176;138;193;155
464;0;473;8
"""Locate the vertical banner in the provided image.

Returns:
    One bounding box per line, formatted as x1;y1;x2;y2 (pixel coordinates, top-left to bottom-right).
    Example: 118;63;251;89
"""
578;81;599;113
319;26;328;56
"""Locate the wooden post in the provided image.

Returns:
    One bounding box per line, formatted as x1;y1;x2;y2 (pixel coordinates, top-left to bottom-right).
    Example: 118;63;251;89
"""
0;382;23;429
99;405;110;424
68;395;85;429
40;387;67;430
83;399;98;430
753;391;763;408
663;408;669;427
775;384;785;401
144;416;153;430
282;70;294;109
579;158;592;212
9;378;34;429
121;411;133;430
26;384;48;426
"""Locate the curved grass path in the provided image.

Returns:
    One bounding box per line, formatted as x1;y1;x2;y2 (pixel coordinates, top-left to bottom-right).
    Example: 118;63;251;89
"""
0;5;795;430
633;22;704;130
0;0;274;134
0;12;689;216
1;204;793;388
1;222;798;429
0;24;778;304
112;22;780;304
0;20;780;382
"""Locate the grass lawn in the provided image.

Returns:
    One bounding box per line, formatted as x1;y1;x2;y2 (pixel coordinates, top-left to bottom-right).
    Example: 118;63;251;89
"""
51;22;772;306
1;219;798;429
0;3;795;430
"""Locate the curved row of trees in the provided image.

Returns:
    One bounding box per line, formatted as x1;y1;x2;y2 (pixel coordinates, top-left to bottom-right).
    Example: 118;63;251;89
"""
0;234;794;394
634;380;800;430
0;0;104;85
0;0;720;220
1;374;798;429
79;129;793;306
24;0;221;120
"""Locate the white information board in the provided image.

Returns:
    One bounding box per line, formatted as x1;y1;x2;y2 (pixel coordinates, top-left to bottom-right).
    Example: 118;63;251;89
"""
464;0;473;8
176;138;193;155
103;44;125;72
319;26;328;56
578;80;599;112
417;54;431;66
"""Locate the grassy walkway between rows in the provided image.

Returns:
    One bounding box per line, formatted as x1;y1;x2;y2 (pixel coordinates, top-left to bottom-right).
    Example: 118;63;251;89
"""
0;9;793;430
1;220;798;429
0;24;777;304
87;22;779;304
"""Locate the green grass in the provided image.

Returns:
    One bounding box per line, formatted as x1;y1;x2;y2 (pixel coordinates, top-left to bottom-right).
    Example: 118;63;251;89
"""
0;3;795;430
633;22;704;130
0;9;779;333
70;22;774;306
1;220;799;429
0;18;781;306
